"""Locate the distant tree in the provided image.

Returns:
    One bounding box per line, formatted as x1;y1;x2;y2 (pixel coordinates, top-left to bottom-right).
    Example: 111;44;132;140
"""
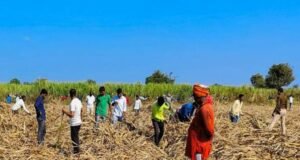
10;78;21;85
214;83;222;86
145;70;175;84
250;74;265;88
293;84;299;89
265;63;295;88
23;82;32;85
87;79;96;85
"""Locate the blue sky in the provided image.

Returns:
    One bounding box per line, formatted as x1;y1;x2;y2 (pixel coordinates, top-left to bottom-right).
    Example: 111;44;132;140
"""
0;0;299;86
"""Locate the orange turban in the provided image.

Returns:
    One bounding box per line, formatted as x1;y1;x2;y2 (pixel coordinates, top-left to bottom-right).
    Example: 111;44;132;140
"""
193;84;209;97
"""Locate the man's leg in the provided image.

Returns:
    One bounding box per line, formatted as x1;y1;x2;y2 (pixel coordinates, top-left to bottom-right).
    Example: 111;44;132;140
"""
71;126;75;152
37;120;45;145
90;106;94;116
158;121;165;144
37;120;42;144
269;114;281;131
71;125;81;154
75;125;81;153
117;116;123;122
229;114;236;123
280;109;287;135
42;121;46;143
195;153;202;160
237;115;240;122
230;115;238;123
95;115;100;128
112;115;118;124
100;116;106;123
152;120;160;146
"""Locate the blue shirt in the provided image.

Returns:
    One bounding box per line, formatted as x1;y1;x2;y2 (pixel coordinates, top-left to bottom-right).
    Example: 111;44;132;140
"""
35;96;46;120
179;103;195;120
6;96;12;104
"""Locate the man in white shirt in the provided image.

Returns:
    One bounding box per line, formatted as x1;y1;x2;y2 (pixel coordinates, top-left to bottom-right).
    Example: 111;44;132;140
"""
229;94;244;123
134;95;142;115
11;95;30;114
62;89;82;154
86;91;95;115
289;95;294;111
111;88;127;124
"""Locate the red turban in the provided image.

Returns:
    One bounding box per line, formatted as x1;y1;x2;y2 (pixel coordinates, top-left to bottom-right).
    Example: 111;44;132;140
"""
193;84;209;97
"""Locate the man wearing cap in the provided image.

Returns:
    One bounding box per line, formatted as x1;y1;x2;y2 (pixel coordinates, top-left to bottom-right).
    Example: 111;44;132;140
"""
186;84;215;160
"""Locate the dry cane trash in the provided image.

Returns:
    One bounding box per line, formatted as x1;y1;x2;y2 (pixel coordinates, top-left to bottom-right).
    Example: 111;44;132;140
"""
0;101;299;160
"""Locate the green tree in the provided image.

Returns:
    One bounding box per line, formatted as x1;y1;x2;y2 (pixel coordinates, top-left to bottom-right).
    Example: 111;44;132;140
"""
23;82;32;85
145;70;175;84
87;79;96;85
10;78;21;84
293;84;299;89
250;74;265;88
265;63;295;88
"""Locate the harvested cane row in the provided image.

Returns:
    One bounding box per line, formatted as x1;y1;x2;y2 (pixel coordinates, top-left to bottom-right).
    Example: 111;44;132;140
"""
0;101;299;160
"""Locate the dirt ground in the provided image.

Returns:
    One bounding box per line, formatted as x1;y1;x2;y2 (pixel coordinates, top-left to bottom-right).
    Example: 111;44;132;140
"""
0;100;299;160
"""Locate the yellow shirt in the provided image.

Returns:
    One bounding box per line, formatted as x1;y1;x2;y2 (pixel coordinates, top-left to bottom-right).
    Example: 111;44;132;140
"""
230;100;243;116
152;103;169;121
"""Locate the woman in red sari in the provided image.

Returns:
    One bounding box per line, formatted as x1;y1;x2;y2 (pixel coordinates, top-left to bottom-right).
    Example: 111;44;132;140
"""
186;84;215;160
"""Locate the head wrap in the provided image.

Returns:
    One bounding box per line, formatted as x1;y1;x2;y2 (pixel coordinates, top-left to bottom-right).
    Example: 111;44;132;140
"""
193;84;209;97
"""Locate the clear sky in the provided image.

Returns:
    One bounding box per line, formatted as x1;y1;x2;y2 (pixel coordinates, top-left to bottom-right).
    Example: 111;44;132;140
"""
0;0;299;86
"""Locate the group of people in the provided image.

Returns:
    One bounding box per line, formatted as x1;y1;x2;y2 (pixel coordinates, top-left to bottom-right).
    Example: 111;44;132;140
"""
6;84;296;160
228;88;295;136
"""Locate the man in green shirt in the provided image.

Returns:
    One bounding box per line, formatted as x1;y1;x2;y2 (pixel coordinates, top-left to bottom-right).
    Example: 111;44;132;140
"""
151;96;170;146
95;86;111;128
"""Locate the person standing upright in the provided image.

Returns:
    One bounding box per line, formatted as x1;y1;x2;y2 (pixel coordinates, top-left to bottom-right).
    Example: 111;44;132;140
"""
111;88;127;124
186;84;215;160
229;94;244;123
62;89;83;154
151;96;170;146
86;91;95;116
269;87;288;135
133;95;142;115
288;94;294;111
95;86;111;128
34;89;48;145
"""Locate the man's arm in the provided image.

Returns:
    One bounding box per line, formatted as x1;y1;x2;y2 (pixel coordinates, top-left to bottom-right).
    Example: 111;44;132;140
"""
21;101;30;114
62;109;75;118
108;98;113;119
